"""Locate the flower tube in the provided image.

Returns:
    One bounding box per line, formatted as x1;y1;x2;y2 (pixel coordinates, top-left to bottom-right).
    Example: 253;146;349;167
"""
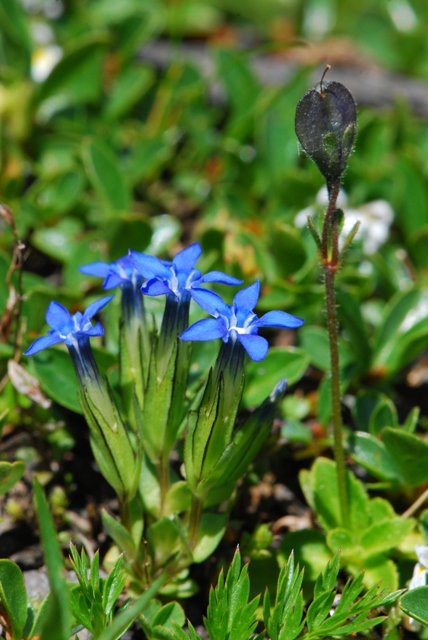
25;296;139;503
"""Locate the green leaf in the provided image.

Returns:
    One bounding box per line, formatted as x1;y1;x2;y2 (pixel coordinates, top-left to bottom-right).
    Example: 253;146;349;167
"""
80;384;139;502
306;589;336;633
400;586;428;626
369;398;398;436
205;550;260;640
268;223;307;278
360;518;415;557
153;601;185;630
31;217;83;263
215;49;259;124
103;556;126;617
33;480;71;640
82;137;131;213
97;573;166;640
360;555;398;590
0;461;25;496
0;560;28;640
37;34;108;109
193;513;227;563
347;431;403;483
368;497;396;522
352;390;385;432
336;290;371;367
403;407;420;434
104;63;154;120
371;288;428;376
0;0;31;76
310;457;370;532
147;518;183;567
279;529;331;583
244;347;309;407
101;510;137;561
299;325;353;372
326;528;356;555
313;554;340;599
27;348;82;414
382;427;428;488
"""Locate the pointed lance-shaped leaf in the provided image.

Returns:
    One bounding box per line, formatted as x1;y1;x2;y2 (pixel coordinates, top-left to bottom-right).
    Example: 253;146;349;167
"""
295;81;357;183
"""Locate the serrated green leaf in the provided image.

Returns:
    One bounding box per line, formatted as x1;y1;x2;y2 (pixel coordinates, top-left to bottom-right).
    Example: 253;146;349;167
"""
97;573;166;640
306;589;335;632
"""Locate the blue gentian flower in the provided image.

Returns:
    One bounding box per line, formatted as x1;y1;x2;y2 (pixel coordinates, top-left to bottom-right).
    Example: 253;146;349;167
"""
79;256;150;411
79;256;144;292
24;296;114;385
130;242;243;379
129;242;242;302
180;281;304;362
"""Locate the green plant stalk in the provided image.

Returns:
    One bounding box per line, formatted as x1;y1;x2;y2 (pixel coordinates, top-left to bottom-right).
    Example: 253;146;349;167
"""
157;454;170;517
321;180;349;528
188;494;203;549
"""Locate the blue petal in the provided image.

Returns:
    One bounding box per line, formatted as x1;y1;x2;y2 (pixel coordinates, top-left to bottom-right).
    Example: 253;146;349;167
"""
78;262;111;278
180;318;226;342
141;279;172;296
199;271;243;286
238;334;269;361
24;333;64;356
46;301;72;332
130;251;171;280
254;310;304;329
234;281;260;315
173;242;202;272
190;288;230;317
83;295;115;320
103;274;124;290
83;322;104;337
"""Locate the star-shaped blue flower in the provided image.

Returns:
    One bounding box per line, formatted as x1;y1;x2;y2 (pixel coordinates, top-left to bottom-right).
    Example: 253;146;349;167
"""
180;281;304;361
129;242;242;301
24;296;114;356
79;256;143;291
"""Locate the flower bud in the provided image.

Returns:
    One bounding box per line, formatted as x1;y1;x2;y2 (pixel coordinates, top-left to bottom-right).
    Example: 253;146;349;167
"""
295;81;357;184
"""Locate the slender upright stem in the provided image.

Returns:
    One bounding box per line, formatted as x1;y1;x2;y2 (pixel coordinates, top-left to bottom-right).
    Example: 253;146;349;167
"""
119;499;145;583
188;494;203;549
157;455;171;517
321;180;349;528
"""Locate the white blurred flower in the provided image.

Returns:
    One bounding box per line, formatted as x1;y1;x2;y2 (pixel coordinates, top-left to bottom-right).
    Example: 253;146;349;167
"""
31;44;62;82
295;187;394;255
409;545;428;590
405;545;428;630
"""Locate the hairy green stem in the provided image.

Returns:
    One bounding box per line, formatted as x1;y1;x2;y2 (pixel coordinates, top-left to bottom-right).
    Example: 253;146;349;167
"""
321;180;349;528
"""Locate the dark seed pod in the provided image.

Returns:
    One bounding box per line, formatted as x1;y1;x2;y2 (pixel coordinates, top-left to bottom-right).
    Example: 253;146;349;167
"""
295;81;357;184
